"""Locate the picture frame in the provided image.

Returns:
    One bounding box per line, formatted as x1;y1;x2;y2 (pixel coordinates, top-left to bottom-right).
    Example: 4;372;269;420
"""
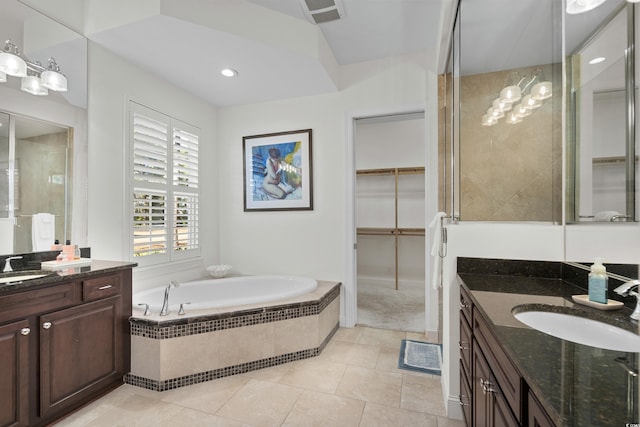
243;129;313;211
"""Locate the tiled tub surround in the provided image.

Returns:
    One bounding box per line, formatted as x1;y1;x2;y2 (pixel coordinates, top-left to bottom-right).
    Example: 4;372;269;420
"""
458;257;639;426
126;281;341;391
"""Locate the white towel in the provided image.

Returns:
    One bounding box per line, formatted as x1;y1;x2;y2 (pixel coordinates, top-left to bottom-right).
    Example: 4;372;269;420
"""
428;212;447;290
0;218;14;254
32;213;55;251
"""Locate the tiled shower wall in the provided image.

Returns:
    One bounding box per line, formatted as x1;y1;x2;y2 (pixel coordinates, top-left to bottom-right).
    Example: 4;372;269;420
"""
441;65;562;222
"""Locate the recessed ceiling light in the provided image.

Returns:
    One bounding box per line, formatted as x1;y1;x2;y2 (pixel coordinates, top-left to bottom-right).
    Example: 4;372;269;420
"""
221;68;238;78
589;57;606;65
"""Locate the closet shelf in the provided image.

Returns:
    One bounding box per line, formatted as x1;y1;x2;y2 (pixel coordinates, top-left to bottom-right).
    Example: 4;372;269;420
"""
356;166;425;176
357;227;425;236
592;155;639;165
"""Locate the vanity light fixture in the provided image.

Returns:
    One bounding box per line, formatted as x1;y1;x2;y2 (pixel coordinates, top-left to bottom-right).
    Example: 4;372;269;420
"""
20;73;48;96
0;39;68;96
40;58;67;92
531;81;552;100
522;94;542;109
566;0;608;14
514;103;532;118
493;98;512;112
482;114;498;126
220;68;238;77
506;111;523;124
0;40;27;77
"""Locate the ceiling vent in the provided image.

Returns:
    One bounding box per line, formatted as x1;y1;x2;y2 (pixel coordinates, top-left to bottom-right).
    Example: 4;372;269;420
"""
300;0;344;24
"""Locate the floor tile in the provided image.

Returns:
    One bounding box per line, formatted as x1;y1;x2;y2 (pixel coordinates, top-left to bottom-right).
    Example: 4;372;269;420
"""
359;402;438;427
159;374;250;414
281;390;364;427
216;379;303;426
278;358;347;393
319;339;381;368
335;365;402;406
401;374;447;416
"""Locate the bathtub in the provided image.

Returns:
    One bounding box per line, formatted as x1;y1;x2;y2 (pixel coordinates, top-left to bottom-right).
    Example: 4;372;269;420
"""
133;275;318;312
127;278;341;391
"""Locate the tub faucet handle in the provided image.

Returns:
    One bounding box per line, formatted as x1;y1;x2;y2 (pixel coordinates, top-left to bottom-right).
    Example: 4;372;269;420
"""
178;302;191;315
137;303;151;316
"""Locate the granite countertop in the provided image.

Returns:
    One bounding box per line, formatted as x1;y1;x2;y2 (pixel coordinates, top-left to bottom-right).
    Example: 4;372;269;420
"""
0;260;137;294
458;271;639;426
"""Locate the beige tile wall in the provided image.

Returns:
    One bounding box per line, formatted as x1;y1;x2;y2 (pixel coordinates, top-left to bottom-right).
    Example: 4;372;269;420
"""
441;65;563;222
130;297;340;382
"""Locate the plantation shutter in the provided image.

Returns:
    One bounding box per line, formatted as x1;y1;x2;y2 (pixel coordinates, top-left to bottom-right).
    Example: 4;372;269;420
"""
172;121;199;252
129;102;200;263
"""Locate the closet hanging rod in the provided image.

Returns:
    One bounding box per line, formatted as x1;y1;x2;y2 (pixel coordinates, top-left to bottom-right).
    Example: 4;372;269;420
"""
356;166;425;176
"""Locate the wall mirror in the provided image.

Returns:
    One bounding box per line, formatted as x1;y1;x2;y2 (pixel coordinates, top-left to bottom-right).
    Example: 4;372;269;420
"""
0;0;87;256
452;0;563;222
566;2;637;223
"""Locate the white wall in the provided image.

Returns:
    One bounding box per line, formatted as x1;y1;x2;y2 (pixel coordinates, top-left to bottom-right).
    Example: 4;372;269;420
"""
440;222;564;418
87;42;218;291
217;53;428;324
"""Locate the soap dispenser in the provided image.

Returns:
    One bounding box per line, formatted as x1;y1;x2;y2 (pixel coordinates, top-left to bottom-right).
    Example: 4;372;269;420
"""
588;258;608;304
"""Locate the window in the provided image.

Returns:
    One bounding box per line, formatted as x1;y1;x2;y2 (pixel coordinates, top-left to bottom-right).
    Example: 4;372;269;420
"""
129;102;199;264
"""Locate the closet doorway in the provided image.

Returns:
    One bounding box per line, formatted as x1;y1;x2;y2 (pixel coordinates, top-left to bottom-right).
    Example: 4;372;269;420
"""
355;112;426;333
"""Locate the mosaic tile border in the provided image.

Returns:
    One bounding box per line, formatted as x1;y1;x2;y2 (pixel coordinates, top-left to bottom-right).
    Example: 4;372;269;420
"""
124;322;340;391
130;282;341;340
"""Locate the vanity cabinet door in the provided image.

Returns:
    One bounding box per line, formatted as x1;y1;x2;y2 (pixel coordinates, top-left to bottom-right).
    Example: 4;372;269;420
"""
0;319;30;427
39;295;122;417
473;340;519;427
528;391;555;427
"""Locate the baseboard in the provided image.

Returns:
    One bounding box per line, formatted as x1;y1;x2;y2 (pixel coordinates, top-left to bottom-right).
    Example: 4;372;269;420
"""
446;394;464;420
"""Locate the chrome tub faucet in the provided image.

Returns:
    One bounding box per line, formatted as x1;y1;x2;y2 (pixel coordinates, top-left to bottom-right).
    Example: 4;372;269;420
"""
614;280;640;321
159;280;180;316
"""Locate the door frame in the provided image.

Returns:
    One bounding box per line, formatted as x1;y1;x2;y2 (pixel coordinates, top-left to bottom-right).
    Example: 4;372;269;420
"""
344;103;438;335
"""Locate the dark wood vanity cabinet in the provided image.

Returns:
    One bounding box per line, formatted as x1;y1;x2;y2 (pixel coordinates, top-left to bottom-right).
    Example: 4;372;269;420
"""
459;285;555;427
0;268;132;427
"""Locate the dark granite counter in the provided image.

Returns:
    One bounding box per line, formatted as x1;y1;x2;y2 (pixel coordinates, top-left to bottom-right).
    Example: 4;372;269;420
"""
0;260;137;294
458;258;639;427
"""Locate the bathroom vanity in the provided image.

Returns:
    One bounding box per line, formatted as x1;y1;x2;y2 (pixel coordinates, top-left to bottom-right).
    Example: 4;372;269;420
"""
458;258;639;426
0;260;135;427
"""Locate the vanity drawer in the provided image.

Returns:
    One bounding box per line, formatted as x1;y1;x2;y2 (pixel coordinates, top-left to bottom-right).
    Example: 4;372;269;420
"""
0;282;77;324
82;274;121;302
473;307;522;422
459;315;472;378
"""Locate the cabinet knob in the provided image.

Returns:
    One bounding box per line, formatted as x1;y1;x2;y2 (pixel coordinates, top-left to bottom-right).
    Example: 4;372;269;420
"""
458;340;469;350
460;300;470;309
458;394;469;406
20;327;30;335
42;321;52;330
480;378;495;395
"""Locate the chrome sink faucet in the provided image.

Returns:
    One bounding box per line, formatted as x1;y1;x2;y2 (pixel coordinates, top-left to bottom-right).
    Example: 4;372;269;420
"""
614;280;640;320
3;256;23;272
159;281;180;316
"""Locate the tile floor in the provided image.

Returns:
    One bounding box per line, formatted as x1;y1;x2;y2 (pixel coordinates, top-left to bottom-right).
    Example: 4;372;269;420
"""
53;326;463;427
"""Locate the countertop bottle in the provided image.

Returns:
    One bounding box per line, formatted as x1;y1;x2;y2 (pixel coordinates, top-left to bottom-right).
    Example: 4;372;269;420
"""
588;258;608;304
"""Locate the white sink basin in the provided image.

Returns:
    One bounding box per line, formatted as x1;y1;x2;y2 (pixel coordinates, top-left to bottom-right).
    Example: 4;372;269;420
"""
0;273;50;284
513;309;640;353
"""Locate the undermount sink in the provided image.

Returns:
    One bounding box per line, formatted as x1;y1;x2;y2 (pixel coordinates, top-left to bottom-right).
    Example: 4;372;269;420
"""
0;270;52;285
513;306;640;353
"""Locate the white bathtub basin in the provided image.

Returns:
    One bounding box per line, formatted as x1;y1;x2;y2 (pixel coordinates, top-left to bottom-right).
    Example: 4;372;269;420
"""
513;309;640;353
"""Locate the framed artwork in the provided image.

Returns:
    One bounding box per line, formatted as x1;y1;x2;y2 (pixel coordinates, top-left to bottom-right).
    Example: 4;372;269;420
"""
243;129;313;211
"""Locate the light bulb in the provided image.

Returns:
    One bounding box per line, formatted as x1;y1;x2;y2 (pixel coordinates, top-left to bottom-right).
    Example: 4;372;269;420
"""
531;81;552;100
522;95;542;110
0;51;27;77
21;75;48;96
499;85;522;103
